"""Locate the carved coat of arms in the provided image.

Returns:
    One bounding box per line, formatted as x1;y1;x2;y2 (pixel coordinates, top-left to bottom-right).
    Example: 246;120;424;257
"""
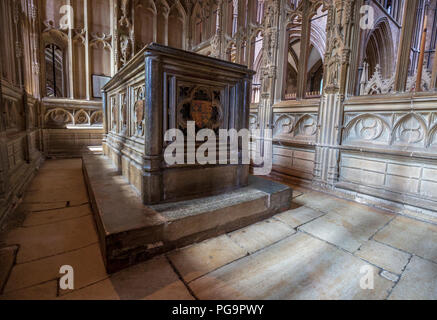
177;86;223;132
191;100;213;128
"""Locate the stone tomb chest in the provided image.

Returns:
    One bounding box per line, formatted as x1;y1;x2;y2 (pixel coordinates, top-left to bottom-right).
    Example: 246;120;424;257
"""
102;43;255;204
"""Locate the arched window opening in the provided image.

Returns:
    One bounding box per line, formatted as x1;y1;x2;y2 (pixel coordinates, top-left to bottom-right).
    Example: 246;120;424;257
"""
193;4;203;46
283;3;327;100
134;0;155;51
168;6;184;49
406;0;437;91
358;17;397;96
285;38;300;100
284;13;301;100
306;45;324;97
45;44;65;97
409;1;437;75
305;5;327;98
365;23;393;79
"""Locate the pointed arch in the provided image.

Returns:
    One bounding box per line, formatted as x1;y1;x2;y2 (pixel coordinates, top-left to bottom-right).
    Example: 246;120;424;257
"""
168;1;187;49
134;0;157;48
364;18;395;79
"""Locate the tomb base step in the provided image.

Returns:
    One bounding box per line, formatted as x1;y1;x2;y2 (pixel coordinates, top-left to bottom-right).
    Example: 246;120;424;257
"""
82;155;292;273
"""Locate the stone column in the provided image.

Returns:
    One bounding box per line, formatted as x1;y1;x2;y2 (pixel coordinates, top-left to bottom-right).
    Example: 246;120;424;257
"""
30;0;41;99
296;0;311;100
84;0;92;100
313;0;355;189
110;0;116;75
257;0;280;159
102;90;108;135
143;53;163;204
111;0;121;73
67;0;75;98
0;65;8;219
273;0;288;102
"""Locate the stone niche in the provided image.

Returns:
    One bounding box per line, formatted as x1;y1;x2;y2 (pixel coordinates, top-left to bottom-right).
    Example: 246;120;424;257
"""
102;43;255;204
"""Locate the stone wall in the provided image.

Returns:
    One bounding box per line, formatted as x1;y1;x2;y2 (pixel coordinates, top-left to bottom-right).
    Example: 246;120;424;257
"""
336;93;437;213
41;98;103;157
0;0;44;224
245;0;437;221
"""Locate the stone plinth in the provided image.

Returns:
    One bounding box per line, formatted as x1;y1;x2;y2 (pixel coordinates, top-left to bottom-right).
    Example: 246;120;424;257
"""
83;155;292;273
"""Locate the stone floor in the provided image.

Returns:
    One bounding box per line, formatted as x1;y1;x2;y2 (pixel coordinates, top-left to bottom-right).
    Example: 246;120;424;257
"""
0;158;436;300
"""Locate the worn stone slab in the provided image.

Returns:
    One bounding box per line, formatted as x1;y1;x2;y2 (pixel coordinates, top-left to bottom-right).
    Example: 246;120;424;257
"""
168;235;248;283
4;243;106;293
24;159;89;206
293;191;352;214
83;154;292;273
60;276;194;300
60;255;194;300
109;255;193;300
22;204;92;227
373;216;437;263
299;204;393;252
227;219;295;254
23;188;89;207
142;281;195;300
389;256;437;300
355;240;411;275
20;202;68;213
4;215;99;263
189;233;394;300
0;281;58;300
59;279;119;300
0;246;17;294
275;206;325;229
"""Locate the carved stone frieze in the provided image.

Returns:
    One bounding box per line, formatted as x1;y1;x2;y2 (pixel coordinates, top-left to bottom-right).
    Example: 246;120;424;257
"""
273;112;318;143
343;109;437;150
